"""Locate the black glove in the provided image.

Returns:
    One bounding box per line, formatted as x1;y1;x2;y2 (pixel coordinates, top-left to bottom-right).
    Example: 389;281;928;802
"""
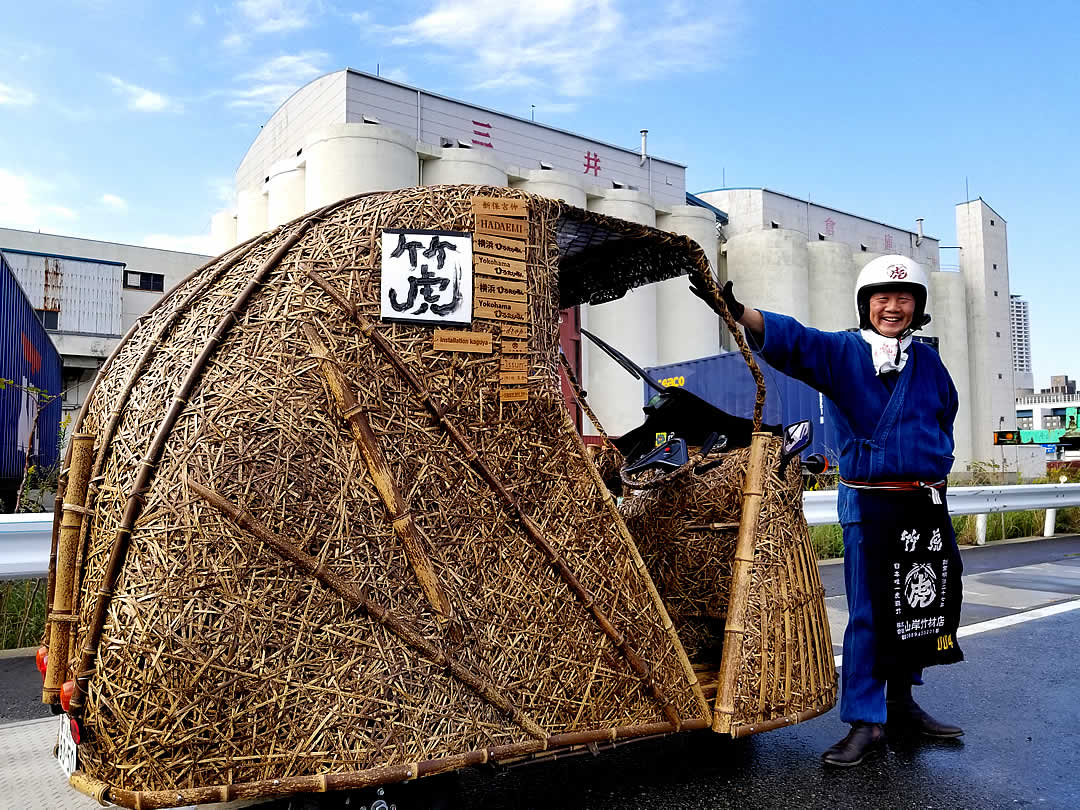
720;280;744;321
688;278;745;321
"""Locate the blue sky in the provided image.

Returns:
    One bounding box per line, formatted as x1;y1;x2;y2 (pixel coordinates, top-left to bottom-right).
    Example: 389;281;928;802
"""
1;0;1077;385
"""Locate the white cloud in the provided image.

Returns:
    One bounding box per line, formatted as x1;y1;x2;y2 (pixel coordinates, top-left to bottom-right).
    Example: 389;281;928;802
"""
0;82;34;106
223;33;248;50
101;194;128;211
106;76;179;112
189;11;205;25
381;67;409;84
396;0;742;97
208;177;236;207
142;232;217;255
0;168;77;231
229;51;327;111
237;0;314;33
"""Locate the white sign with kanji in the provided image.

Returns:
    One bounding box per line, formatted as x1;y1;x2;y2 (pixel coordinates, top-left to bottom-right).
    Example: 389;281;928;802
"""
380;229;473;326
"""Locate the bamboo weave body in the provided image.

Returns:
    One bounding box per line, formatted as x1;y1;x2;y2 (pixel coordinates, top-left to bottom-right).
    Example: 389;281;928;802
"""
52;186;712;805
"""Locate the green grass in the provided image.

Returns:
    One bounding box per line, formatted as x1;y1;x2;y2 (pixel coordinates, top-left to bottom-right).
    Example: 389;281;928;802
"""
810;524;845;559
0;579;47;650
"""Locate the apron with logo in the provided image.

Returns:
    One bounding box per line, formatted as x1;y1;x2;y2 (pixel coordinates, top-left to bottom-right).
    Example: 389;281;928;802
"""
857;487;964;679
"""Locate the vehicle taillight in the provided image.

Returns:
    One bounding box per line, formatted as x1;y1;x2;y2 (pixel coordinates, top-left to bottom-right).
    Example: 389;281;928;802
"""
35;646;48;676
60;680;75;713
69;716;81;745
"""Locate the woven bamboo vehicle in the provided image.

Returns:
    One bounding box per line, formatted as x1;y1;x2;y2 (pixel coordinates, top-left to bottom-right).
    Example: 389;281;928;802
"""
41;184;835;808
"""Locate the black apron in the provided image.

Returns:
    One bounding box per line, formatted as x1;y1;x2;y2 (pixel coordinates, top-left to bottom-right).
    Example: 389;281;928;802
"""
861;488;964;679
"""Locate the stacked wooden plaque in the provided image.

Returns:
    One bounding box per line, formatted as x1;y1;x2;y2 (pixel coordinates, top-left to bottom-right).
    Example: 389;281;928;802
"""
471;196;530;402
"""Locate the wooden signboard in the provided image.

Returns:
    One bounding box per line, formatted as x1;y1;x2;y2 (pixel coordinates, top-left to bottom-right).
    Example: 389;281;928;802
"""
500;357;528;372
475;213;529;241
472;196;528;218
475;277;527;302
474;296;529;324
432;329;493;353
474;254;527;282
499;371;528;386
501;339;529;354
501;324;528;340
473;233;527;263
500;387;529;402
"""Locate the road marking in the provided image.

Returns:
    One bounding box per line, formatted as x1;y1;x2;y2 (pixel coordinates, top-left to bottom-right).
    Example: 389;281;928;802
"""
833;597;1080;667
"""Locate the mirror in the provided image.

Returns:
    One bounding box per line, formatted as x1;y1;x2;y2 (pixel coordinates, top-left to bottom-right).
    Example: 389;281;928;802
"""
780;419;813;468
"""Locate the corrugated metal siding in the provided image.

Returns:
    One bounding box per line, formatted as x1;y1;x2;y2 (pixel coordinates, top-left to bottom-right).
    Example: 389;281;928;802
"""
0;253;63;482
646;352;841;460
3;250;123;336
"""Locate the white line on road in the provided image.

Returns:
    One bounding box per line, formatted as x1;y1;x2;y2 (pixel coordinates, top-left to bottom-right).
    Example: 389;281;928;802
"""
833;597;1080;667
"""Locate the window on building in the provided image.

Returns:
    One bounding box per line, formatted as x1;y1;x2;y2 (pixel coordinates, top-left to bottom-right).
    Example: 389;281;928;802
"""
818;233;826;241
996;331;1001;337
34;309;59;330
770;221;780;229
998;373;1003;379
994;290;999;296
993;263;997;269
124;271;165;292
860;244;868;252
990;219;995;226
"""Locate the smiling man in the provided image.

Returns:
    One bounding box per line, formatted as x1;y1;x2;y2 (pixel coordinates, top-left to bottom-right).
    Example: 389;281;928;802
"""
714;255;965;767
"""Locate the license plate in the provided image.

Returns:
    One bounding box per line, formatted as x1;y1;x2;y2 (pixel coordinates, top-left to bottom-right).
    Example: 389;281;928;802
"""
57;716;77;778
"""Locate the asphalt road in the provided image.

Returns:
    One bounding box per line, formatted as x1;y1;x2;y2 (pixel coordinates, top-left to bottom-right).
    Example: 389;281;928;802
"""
5;535;1079;810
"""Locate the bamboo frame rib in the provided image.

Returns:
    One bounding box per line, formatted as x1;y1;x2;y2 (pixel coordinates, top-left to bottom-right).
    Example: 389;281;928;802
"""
712;432;770;734
301;322;455;630
187;479;546;741
43;432;95;700
88;718;711;810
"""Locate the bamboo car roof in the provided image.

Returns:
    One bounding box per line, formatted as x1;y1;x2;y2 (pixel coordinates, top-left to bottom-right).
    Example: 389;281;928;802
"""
553;203;710;308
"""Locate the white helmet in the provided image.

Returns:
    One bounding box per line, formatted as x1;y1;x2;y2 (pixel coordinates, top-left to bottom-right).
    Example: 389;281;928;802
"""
854;254;930;333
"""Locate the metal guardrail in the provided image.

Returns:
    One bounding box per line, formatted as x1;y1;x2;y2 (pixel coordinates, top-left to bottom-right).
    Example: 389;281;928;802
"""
0;513;53;580
4;483;1080;579
804;483;1080;535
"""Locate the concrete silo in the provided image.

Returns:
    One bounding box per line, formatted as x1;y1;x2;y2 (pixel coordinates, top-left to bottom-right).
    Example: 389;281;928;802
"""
584;189;658;435
854;251;883;272
236;188;268;242
723;228;810;323
265;158;306;229
510;169;587;208
655;205;720;364
210;210;237;255
303;124;418;209
807;241;858;332
926;270;973;472
422;146;508;187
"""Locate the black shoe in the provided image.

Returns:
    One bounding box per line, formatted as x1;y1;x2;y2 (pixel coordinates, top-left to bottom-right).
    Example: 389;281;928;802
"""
887;698;964;738
821;722;886;767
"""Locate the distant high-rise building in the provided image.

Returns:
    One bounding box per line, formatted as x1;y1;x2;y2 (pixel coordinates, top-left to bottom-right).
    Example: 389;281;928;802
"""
1010;294;1033;393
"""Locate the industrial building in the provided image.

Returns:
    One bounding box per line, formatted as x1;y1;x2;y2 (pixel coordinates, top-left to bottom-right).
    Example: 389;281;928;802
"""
0;227;211;418
208;69;1033;474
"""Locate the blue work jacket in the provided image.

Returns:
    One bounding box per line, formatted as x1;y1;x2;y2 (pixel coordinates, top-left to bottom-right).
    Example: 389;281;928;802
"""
752;311;959;524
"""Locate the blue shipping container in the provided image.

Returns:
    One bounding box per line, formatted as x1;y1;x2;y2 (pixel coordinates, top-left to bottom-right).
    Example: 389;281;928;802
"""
1;251;62;484
645;351;842;462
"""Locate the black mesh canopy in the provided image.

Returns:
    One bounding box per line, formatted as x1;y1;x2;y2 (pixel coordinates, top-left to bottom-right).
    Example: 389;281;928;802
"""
554;205;708;308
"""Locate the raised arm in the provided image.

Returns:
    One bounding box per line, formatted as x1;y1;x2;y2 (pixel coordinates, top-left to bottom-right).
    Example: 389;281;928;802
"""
720;281;850;397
